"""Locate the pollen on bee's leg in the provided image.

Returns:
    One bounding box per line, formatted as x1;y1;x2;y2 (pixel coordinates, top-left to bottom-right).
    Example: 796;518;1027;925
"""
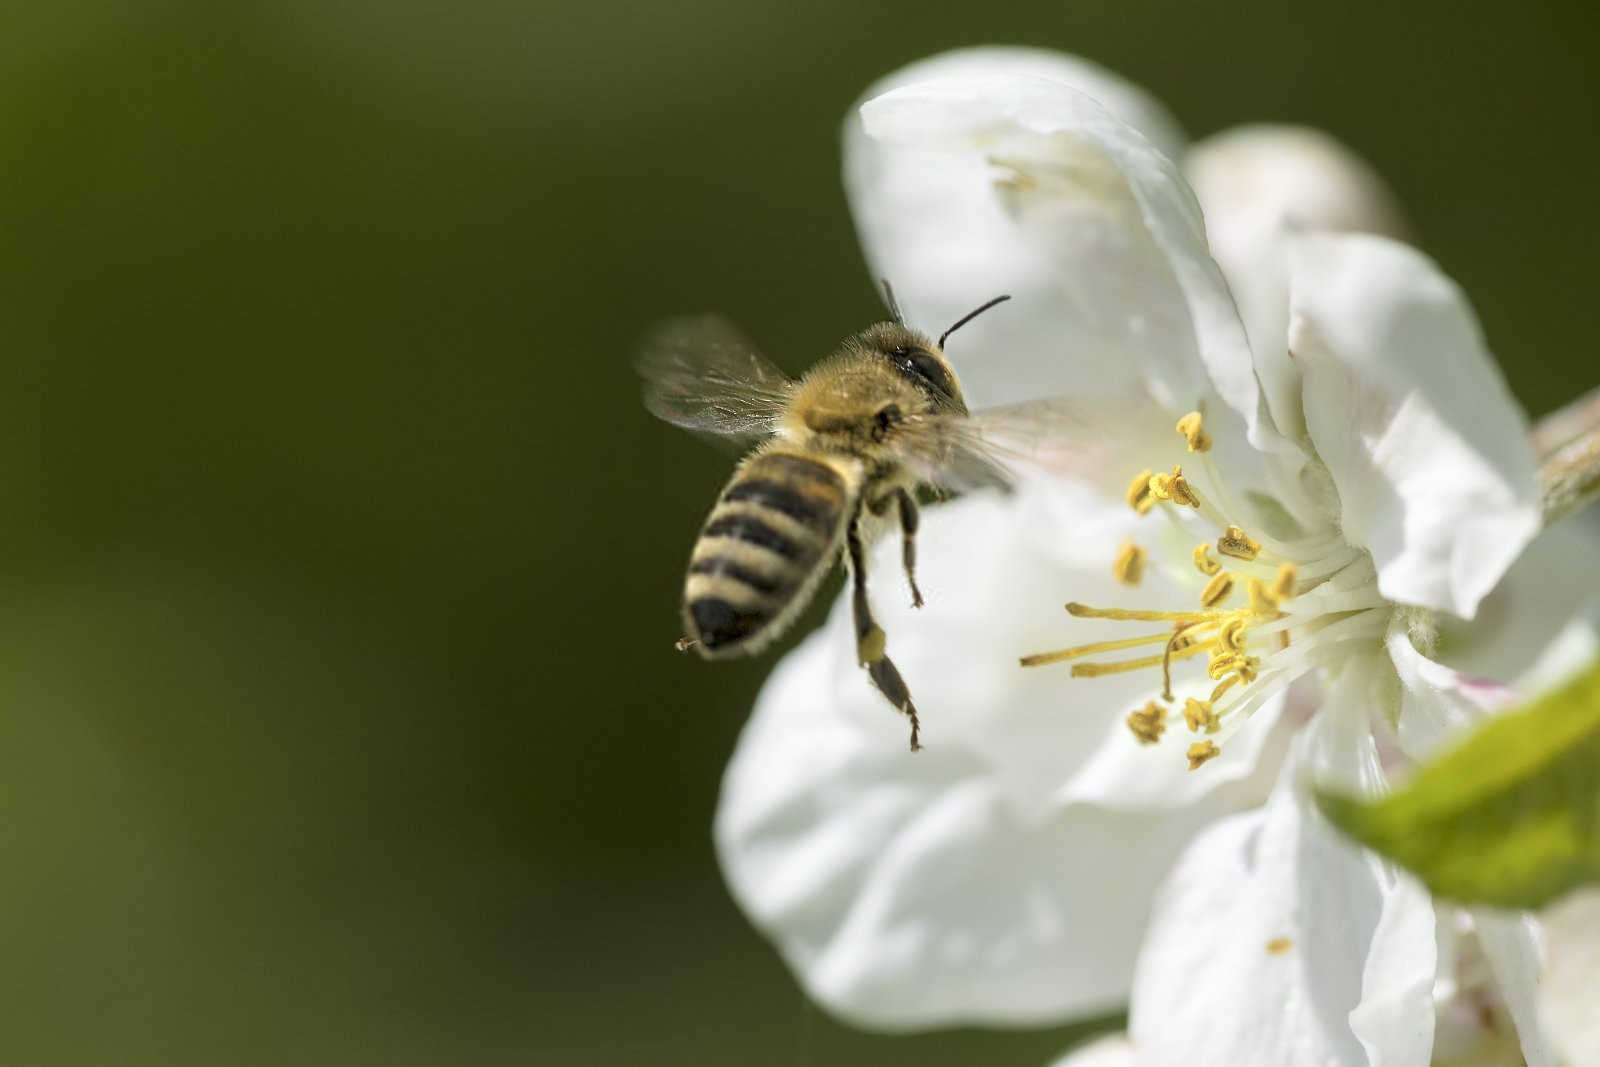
1183;698;1219;733
1218;525;1261;561
858;625;886;666
1175;411;1212;452
1193;542;1221;576
1126;701;1166;744
1126;469;1156;515
1112;540;1146;585
1200;573;1234;608
1187;740;1220;770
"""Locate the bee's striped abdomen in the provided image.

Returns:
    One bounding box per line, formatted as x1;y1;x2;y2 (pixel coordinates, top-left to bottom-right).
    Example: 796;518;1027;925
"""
684;450;852;657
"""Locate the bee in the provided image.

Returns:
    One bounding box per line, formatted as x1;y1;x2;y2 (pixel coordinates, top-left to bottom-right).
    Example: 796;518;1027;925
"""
638;285;1031;752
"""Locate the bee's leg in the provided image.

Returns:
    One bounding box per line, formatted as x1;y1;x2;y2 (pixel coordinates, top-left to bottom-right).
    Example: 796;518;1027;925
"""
846;515;922;752
866;488;923;609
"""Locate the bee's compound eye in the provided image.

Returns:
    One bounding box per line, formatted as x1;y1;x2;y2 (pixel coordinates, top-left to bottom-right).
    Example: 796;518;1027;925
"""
888;347;955;399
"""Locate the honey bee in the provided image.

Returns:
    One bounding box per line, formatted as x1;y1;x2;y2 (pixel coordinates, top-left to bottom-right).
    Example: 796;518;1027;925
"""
638;285;1031;752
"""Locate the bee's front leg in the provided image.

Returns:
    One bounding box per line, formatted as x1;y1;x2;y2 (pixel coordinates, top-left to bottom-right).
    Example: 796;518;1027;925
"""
846;513;921;752
867;486;923;609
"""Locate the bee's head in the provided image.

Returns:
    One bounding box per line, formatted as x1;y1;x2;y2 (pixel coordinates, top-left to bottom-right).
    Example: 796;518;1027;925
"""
855;322;968;417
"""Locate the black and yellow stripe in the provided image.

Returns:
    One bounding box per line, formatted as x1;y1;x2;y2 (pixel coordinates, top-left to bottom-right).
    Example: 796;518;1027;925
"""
684;449;853;656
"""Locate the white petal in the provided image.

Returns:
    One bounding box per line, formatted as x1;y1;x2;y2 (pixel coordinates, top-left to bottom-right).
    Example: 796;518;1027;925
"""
1386;626;1509;762
1538;888;1600;1066
1129;716;1437;1067
1473;910;1555;1067
1439;507;1600;685
1049;1034;1136;1067
843;50;1187;412
1186;126;1408;440
849;69;1280;455
1289;232;1541;618
715;485;1276;1028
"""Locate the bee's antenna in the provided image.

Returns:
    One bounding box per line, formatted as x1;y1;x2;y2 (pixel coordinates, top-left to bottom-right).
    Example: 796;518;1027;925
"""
938;294;1011;350
881;279;905;325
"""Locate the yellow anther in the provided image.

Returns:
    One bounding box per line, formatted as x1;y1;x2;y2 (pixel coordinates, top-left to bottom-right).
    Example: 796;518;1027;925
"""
1126;468;1156;514
1175;411;1212;452
1200;572;1234;608
1207;651;1245;681
1112;541;1146;586
1187;740;1221;770
1183;698;1219;733
1218;617;1248;652
1126;701;1166;745
1272;564;1297;601
1149;466;1199;508
1248;578;1280;614
1217;525;1261;561
1192;542;1221;576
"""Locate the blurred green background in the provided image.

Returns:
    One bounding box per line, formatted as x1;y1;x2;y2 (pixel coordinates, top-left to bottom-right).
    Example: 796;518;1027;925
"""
1;1;1595;1063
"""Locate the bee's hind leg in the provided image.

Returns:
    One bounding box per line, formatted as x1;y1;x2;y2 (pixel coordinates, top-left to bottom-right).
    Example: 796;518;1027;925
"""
868;486;923;609
846;514;922;752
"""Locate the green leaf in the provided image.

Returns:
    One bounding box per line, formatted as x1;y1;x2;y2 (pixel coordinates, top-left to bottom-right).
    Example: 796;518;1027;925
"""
1315;659;1600;909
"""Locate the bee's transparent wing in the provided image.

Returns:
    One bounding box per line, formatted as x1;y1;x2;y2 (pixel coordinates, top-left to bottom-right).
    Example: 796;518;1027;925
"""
902;394;1163;493
636;315;793;447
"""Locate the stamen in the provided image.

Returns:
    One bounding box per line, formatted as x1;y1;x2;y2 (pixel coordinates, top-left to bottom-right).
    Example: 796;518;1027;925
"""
1112;540;1145;585
1018;631;1173;668
1127;701;1166;744
1070;639;1215;678
1192;543;1221;576
1271;564;1297;601
1149;466;1199;508
1066;602;1208;622
1217;617;1248;652
1126;469;1156;514
1248;579;1280;614
1187;740;1220;770
1175;411;1212;452
1217;525;1261;561
1200;573;1234;608
1182;698;1219;733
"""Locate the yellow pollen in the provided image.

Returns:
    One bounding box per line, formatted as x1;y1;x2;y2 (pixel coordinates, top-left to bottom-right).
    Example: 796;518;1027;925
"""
1175;411;1212;452
1206;651;1260;683
1126;469;1156;514
1183;698;1219;733
1217;525;1261;561
1187;740;1220;770
1192;542;1221;576
1200;572;1234;608
1266;937;1293;955
1112;540;1146;585
1272;563;1297;601
1149;466;1199;508
1127;701;1166;744
1218;617;1248;652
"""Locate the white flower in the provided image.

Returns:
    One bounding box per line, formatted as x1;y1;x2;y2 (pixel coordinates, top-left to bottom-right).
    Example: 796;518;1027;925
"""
714;47;1600;1064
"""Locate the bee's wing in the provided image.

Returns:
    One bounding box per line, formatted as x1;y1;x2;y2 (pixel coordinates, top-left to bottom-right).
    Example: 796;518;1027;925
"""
901;395;1160;493
636;315;793;447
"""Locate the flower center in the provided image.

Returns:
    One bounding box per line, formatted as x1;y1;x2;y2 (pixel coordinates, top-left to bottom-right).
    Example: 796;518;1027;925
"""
1022;411;1391;769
